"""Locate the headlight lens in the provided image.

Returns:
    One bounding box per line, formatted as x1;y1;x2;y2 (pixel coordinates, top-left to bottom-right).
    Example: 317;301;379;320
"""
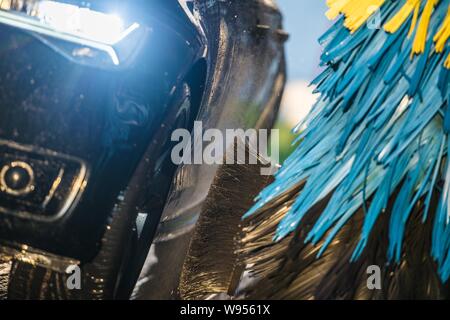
0;0;144;68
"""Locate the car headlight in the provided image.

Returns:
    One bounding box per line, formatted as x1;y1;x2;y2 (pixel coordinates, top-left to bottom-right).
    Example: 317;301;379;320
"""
0;0;145;68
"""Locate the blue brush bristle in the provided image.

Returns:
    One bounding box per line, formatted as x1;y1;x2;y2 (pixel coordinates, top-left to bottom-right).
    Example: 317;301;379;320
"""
245;0;450;282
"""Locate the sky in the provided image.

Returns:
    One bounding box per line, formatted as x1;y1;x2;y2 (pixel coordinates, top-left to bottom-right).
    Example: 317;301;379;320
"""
276;0;330;125
277;0;329;80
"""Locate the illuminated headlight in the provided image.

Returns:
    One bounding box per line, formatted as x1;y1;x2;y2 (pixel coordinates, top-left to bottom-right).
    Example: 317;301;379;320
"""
0;0;145;68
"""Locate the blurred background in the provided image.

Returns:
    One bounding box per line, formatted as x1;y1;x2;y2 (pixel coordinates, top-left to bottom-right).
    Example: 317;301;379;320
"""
275;0;330;161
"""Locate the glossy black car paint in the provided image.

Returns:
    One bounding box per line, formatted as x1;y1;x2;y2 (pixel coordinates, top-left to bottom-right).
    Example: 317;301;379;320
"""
0;0;286;299
0;0;206;261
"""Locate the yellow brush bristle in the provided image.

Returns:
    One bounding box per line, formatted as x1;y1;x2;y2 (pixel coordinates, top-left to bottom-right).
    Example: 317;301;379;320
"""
327;0;386;33
326;0;352;20
412;0;440;55
326;0;450;69
434;7;450;53
384;0;420;35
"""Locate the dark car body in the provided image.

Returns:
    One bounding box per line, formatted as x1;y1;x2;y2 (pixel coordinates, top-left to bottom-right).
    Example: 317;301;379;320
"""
0;0;286;299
